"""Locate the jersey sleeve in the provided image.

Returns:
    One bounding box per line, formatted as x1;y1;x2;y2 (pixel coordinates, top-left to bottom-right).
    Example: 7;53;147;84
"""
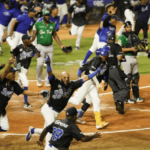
46;122;54;133
118;35;125;47
13;81;24;95
49;75;60;86
68;5;74;14
70;124;85;141
11;46;20;56
89;58;101;71
71;79;82;90
16;14;25;22
31;45;40;54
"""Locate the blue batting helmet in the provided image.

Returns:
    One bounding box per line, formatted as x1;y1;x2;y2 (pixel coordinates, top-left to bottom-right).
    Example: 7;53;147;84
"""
96;46;110;56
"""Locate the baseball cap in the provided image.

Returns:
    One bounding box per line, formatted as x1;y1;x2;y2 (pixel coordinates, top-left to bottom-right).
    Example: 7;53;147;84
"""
108;34;115;41
111;15;120;20
28;8;36;13
99;46;110;56
66;107;77;117
9;67;18;73
43;9;50;16
105;3;114;11
34;3;43;8
22;34;32;41
124;21;132;28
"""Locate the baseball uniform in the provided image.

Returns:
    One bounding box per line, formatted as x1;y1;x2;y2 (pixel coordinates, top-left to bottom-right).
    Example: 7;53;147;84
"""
45;118;84;150
33;20;56;86
0;75;24;131
42;0;56;11
6;14;35;50
11;43;40;108
69;2;89;49
0;2;15;53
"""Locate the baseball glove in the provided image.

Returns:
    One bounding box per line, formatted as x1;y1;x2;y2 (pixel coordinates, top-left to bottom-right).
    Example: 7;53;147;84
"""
40;90;50;100
62;46;72;54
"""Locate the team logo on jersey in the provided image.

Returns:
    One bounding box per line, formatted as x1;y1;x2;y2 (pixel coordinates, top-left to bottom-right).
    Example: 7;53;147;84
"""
50;26;53;29
1;88;13;98
52;89;63;99
40;30;45;34
20;49;23;52
74;7;86;14
3;11;10;16
30;22;33;26
141;6;148;12
47;30;52;34
20;51;33;60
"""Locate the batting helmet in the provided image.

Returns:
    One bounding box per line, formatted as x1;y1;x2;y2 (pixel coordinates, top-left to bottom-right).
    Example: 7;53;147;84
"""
96;46;110;56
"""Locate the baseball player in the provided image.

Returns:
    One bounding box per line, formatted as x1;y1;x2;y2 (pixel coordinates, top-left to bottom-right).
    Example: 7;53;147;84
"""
11;34;41;108
68;0;90;50
82;3;116;64
133;0;150;45
25;55;103;150
30;10;66;87
69;46;110;129
4;8;36;50
118;21;146;103
37;107;101;150
0;58;49;132
0;0;16;54
55;0;68;29
117;6;135;37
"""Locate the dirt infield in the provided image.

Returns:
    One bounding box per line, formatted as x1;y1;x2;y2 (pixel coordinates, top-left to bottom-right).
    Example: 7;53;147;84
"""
0;75;150;150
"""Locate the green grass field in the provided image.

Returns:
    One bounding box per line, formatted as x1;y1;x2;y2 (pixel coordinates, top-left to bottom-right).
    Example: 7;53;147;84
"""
1;33;150;79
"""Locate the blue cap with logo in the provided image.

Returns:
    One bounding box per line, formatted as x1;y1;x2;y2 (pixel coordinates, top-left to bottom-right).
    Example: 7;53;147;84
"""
96;46;110;56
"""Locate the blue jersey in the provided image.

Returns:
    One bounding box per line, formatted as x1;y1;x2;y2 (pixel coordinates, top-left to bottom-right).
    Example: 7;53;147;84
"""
55;0;66;4
0;2;16;26
38;14;60;31
16;14;35;34
133;3;150;23
99;16;116;43
96;12;109;35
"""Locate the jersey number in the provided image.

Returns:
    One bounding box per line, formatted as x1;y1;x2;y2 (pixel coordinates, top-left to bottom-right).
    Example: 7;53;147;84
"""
51;127;64;141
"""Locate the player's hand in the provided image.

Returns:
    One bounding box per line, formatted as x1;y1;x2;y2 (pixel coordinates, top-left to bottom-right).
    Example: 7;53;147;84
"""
131;47;137;52
60;45;66;50
37;140;44;147
34;53;40;58
8;57;15;65
111;7;117;16
93;132;101;138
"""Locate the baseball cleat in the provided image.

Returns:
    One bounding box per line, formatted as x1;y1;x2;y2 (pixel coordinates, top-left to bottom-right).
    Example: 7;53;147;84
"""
76;118;86;125
75;46;80;50
45;83;51;87
24;102;32;109
3;36;9;42
26;126;34;141
136;97;145;103
96;122;109;130
0;51;3;54
37;80;42;86
124;99;136;104
115;101;124;114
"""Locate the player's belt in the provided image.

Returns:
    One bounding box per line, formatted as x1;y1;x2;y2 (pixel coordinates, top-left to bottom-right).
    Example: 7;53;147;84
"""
41;43;52;46
109;65;116;69
48;104;60;113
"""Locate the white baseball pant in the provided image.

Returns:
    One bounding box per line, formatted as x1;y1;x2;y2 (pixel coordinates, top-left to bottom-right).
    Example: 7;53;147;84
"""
33;103;59;150
69;80;100;113
6;31;24;50
0;24;7;48
97;41;107;49
70;23;85;47
18;67;29;87
117;9;135;37
121;56;139;75
0;114;9;131
7;18;16;36
57;3;68;23
36;44;53;84
45;144;58;150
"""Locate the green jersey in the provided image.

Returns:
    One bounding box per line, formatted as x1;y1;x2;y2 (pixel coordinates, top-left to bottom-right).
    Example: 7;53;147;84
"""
118;34;133;56
34;21;56;45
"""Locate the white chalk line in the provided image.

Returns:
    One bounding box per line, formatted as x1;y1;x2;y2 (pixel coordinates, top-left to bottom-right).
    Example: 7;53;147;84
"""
1;127;150;137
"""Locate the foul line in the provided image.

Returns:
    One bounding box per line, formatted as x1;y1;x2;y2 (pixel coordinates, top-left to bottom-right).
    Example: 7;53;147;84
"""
1;127;150;136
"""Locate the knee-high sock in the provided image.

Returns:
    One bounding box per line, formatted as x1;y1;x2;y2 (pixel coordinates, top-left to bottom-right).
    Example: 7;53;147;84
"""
83;50;92;64
62;14;68;24
78;101;90;118
24;87;28;103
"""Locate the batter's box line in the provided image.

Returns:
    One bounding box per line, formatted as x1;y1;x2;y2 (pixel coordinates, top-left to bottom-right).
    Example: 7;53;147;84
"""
1;127;150;137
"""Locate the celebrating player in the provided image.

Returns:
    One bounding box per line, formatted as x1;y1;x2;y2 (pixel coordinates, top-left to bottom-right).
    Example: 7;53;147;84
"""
30;9;66;87
26;55;104;149
11;34;41;109
69;46;109;129
68;0;90;50
118;21;146;103
37;107;101;150
0;58;49;132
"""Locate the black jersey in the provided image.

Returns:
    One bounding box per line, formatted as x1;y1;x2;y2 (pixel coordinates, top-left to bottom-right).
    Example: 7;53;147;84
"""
0;76;24;116
68;3;89;26
11;44;40;69
107;43;123;66
46;118;84;149
79;56;107;83
47;76;82;112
